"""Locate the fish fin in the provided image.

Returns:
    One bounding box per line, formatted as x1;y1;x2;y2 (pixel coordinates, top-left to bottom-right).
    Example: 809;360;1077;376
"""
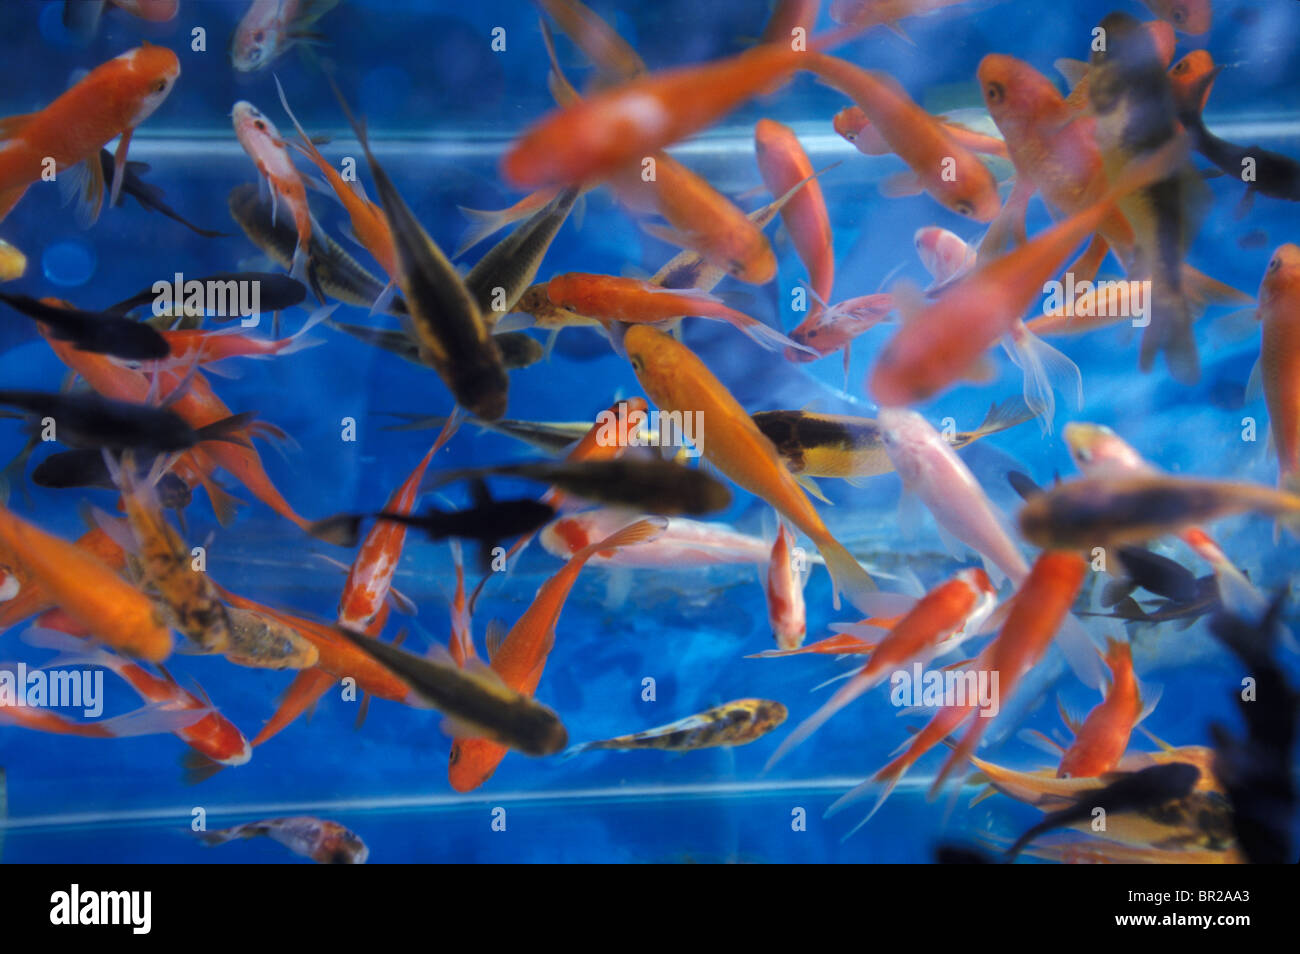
1244;352;1264;403
1055;694;1082;736
878;170;923;198
1181;265;1253;314
278;303;337;355
1003;324;1083;435
580;517;668;559
1017;728;1066;756
57;156;105;229
194;411;258;448
795;475;831;504
100;702;213;739
199;475;244;527
970;395;1035;440
816;537;878;614
454;204;528;257
638;220;696;253
1055;613;1105;690
386;585;418;617
484;619;506;663
896;486;923;540
1207;306;1261;347
180;750;227;786
1053;57;1089;91
1141;274;1200;385
89;505;140;555
1135;725;1175;752
109;127;133;210
369;279;399;317
354;693;371;731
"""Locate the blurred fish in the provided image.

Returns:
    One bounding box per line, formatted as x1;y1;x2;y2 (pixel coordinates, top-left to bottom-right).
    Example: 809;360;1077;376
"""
1056;639;1148;779
467;187;580;321
198;817;366;863
231;0;340;72
1139;0;1209;35
333;626;568;757
764;521;808;651
63;1;178;42
225;607;319;670
32;448;191;511
541;509;786;568
0;240;24;283
0;44;179;223
1180;84;1300;210
427;458;732;517
754;396;1032;481
93;149;228;237
107;270;308;318
565;699;787;755
834;107;1009;162
0;292;169;361
1005;762;1202;861
1258;245;1300;501
232;101;313;282
1019;474;1300;549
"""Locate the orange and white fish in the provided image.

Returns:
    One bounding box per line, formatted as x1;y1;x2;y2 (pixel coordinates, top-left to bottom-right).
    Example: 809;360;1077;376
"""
1064;421;1265;619
914;226;978;287
231;0;341;72
786;290;893;374
1257;244;1300;500
1140;0;1209;35
1056;638;1147;779
0;44;179;222
834;106;1009;162
808;53;1001;221
540;509;781;568
623;324;878;612
146;306;333;372
232;101;313;281
754;119;834;304
198;816;367;863
830;0;971;30
546;272;813;354
448;518;664;791
764;521;808;651
25;626;251;771
766;567;996;768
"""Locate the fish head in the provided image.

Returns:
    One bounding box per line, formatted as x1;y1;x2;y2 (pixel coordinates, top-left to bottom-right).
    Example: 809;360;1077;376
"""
832;106;887;154
322;826;369;864
875;407;933;479
1260;243;1300;308
115;43;181;128
977;54;1063;139
448;737;502;792
913;227;972;284
230;100;281;143
1167;50;1218;117
231;14;284;72
1063;422;1146;478
1154;1;1209;36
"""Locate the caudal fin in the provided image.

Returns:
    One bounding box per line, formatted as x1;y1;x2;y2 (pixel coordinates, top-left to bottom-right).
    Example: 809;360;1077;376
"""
817;537;878;613
1004;323;1082;435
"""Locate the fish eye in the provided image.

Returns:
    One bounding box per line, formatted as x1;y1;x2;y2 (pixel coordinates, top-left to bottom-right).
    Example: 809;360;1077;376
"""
843;130;856;141
330;850;351;864
955;200;974;217
1268;256;1281;273
629;355;644;372
254;119;267;131
1172;61;1187;74
1171;7;1186;24
448;747;460;765
152;79;167;94
985;81;1005;104
253;30;266;42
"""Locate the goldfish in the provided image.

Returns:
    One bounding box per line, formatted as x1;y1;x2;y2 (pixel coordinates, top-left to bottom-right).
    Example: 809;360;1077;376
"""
540;509;783;568
448;518;664;791
746;631;876;658
914;226;978;287
1058;20;1177;114
231;0;340;72
0;239;25;282
787;290;893;372
148;306;332;370
877;408;1029;587
198;816;366;863
1088;11;1207;383
25;626;251;771
0;686;207;740
830;0;970;30
1019;473;1300;549
447;540;475;669
0;44;179;223
1139;0;1210;35
623;324;878;612
766;567;996;768
1064;421;1265;620
468;188;581;320
0;526;124;633
232;101;313;282
867;138;1180;407
755;118;834;306
1055;639;1146;779
333;84;509;421
274;79;397;294
1168;50;1217;119
807;53;1001;221
224;608;319;670
537;0;648;81
106;453;231;654
754;397;1032;485
764;521;808;651
0;505;171;661
546;272;810;354
565;699;788;756
833;105;1010;162
930;551;1089;795
1258;244;1300;499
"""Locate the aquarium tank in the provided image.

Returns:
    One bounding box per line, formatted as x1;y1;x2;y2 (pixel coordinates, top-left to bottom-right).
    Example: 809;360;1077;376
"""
0;0;1297;868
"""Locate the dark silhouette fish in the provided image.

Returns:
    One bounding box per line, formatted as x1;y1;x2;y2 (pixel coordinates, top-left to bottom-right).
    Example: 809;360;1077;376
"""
106;272;308;319
0;292;169;361
96;149;230;238
32;447;191;510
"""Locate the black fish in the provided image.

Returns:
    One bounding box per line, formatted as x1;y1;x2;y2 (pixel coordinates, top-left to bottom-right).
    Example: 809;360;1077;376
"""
105;273;307;318
1112;546;1199;603
0;390;254;454
31;448;192;510
97;150;230;238
0;292;169;361
309;479;554;570
1179;77;1300;209
227;183;407;315
1005;762;1202;861
465;186;580;319
1207;596;1298;864
427;458;733;517
326;321;543;371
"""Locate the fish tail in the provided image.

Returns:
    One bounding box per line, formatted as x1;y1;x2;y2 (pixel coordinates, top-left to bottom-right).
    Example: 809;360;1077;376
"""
1005;324;1082;435
198;474;243;527
1181;264;1253;318
180;750;227;786
1140;272;1199;384
816;535;877;613
277;302;337;355
577;516;668;562
764;667;877;772
454;204;529;257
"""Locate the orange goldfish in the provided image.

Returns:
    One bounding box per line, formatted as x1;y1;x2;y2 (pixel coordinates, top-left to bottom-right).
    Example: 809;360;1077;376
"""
833;105;1009;162
1140;0;1209;35
0;44;179;222
808;53;1001;220
1056;639;1145;778
448;518;664;791
0;505;171;661
766;567;996;768
623;324;878;612
755;118;834;304
232;0;341;72
149;306;331;372
1258;244;1300;498
1168;50;1217;119
546;272;812;354
764;521;808;651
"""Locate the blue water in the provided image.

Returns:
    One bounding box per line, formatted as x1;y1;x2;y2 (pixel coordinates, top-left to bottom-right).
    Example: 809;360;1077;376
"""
0;0;1298;863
